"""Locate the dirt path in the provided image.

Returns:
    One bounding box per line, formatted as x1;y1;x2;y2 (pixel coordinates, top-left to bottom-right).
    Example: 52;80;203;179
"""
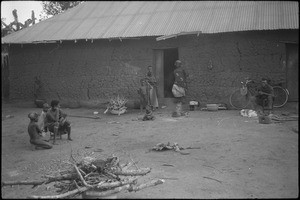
1;102;298;198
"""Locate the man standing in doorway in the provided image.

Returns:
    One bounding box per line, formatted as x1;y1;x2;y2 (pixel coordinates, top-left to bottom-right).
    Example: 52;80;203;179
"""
172;60;189;117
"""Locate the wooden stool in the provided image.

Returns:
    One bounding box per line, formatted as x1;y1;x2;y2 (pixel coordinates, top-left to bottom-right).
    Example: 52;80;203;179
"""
50;126;62;143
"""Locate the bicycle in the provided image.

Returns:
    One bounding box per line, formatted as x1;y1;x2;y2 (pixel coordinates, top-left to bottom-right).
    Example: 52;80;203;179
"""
229;78;289;109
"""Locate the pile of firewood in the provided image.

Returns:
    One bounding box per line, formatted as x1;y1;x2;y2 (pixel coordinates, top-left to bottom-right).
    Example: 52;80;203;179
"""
1;155;164;199
104;95;128;114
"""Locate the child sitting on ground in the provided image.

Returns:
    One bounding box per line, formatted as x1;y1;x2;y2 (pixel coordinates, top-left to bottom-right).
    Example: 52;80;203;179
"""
28;112;52;150
143;105;155;121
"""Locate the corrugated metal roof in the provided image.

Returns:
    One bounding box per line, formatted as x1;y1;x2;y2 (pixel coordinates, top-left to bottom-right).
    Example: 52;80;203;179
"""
2;1;298;44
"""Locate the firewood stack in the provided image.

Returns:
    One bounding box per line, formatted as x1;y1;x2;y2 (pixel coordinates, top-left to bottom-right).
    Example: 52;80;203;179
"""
2;155;164;199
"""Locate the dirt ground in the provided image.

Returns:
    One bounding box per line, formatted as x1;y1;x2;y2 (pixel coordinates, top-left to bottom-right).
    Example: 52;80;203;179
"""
1;101;298;199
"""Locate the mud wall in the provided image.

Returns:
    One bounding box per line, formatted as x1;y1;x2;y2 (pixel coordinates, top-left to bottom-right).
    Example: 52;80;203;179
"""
8;30;298;106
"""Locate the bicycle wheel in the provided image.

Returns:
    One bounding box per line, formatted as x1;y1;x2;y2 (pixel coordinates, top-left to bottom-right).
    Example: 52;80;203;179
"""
229;89;250;109
273;86;289;108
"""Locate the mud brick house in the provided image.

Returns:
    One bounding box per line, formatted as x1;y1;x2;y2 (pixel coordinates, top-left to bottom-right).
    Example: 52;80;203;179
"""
2;1;298;108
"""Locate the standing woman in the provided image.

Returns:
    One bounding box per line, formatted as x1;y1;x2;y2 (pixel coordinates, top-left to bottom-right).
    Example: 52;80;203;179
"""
172;60;189;117
145;65;159;110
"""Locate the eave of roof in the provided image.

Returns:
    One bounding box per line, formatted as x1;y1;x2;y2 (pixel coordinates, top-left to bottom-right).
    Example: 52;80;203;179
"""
2;1;298;44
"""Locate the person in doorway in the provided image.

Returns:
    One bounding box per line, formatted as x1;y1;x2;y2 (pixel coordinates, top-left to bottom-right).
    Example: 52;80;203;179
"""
145;65;159;110
172;60;189;117
45;100;72;143
172;60;189;101
27;112;52;150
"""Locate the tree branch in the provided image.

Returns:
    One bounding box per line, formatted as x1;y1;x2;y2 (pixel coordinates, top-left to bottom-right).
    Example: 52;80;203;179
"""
29;186;89;199
113;168;151;176
128;179;165;192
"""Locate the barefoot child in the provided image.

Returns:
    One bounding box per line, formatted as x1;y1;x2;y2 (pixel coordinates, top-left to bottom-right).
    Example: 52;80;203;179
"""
137;78;149;113
37;103;50;133
28;112;52;150
143;105;155;121
46;100;72;143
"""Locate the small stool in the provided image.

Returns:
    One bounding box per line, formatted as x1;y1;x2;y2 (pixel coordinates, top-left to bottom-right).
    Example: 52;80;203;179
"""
50;126;62;143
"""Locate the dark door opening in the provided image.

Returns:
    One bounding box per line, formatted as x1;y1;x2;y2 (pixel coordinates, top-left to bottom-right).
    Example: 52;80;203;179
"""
286;43;298;101
163;48;178;97
2;53;10;100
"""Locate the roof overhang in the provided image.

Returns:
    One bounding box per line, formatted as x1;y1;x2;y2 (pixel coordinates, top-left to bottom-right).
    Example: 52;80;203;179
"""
156;31;202;41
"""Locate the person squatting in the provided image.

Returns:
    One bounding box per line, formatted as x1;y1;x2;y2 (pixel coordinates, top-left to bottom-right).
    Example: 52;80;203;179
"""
45;100;72;143
27;112;52;150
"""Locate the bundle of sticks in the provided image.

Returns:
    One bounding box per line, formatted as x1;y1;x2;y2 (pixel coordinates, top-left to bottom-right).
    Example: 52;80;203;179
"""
104;95;128;114
2;155;164;199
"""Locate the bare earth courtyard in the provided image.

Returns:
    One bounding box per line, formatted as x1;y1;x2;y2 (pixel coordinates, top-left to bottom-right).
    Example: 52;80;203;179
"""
1;101;298;199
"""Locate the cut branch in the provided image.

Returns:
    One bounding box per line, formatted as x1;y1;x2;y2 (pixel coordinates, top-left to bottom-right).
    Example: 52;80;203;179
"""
114;168;151;176
128;179;165;192
29;186;89;199
2;174;75;188
2;180;46;187
96;177;137;189
84;184;131;197
73;164;92;188
121;161;138;171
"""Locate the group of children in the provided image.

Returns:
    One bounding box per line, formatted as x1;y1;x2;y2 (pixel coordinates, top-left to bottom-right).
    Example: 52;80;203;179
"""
28;100;72;150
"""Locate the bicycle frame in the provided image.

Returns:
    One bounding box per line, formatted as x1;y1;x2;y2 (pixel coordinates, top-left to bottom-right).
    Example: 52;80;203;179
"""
242;79;257;96
230;78;289;109
245;79;289;107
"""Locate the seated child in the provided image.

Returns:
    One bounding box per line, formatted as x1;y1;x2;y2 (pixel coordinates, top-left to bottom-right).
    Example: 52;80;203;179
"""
28;112;52;150
255;78;274;112
137;78;149;113
143;105;155;121
46;100;72;143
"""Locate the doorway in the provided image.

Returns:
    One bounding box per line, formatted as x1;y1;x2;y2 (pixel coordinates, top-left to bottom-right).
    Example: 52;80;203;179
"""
2;53;9;100
285;43;298;101
163;48;178;97
153;48;179;98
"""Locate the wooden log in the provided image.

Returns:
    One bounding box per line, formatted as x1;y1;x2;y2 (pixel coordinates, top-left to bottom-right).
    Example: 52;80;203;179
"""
128;179;165;192
29;186;89;199
83;184;130;198
69;115;100;119
2;180;46;187
28;178;164;199
2;174;75;187
114;168;151;176
85;179;164;197
73;164;92;188
121;161;138;171
96;177;137;189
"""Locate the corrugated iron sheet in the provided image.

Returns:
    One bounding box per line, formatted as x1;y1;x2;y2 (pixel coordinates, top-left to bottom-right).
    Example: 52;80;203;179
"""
2;1;298;44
